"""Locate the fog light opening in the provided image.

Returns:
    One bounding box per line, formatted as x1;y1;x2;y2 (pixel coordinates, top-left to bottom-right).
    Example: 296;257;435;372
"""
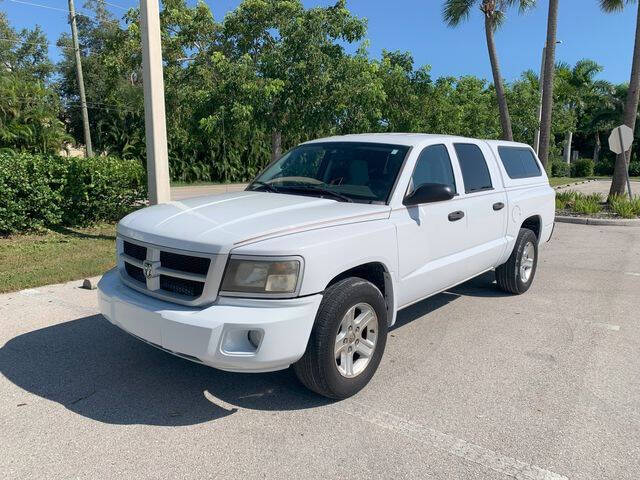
248;330;263;349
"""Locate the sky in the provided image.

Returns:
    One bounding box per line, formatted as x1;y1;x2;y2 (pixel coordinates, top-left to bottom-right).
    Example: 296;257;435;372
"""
1;0;637;84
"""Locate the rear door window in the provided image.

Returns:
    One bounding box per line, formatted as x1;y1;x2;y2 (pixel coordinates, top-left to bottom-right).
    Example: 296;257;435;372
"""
411;144;457;194
453;143;493;193
497;146;542;179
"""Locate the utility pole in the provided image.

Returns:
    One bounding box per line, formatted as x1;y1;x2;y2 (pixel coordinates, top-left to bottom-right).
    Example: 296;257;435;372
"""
140;0;170;205
67;0;93;157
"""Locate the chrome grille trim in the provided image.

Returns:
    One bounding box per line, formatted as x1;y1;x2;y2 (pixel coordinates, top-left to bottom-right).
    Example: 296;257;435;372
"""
117;235;226;306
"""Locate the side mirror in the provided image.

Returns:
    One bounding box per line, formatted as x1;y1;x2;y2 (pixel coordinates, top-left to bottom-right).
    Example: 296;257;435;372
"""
403;183;455;206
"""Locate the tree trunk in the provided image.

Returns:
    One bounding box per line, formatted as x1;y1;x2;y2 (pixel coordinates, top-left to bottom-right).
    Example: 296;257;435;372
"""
593;132;601;163
484;16;513;141
610;2;640;197
271;129;282;163
563;131;572;164
538;0;559;168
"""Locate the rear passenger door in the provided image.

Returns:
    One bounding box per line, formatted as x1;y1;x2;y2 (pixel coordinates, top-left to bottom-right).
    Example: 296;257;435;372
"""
453;142;508;272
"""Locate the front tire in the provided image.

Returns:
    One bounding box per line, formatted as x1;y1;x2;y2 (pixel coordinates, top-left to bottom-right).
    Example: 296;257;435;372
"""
496;227;538;294
293;277;388;399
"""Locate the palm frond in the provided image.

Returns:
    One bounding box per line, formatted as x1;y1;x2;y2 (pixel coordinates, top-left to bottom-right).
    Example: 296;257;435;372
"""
491;10;506;30
443;0;477;27
500;0;537;13
572;59;604;82
598;0;629;13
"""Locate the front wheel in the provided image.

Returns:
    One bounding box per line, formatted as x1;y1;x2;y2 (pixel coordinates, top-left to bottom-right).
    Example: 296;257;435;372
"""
495;227;538;294
293;277;388;399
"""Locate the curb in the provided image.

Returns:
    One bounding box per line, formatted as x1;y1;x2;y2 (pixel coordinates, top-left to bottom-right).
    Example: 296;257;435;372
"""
556;215;640;226
554;179;597;190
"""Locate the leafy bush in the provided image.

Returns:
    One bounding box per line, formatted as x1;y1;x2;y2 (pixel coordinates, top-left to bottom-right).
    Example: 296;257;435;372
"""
571;159;595;178
555;190;578;210
0;153;146;234
609;195;640;219
593;160;640;177
60;156;146;226
594;159;614;176
550;160;570;177
572;193;603;215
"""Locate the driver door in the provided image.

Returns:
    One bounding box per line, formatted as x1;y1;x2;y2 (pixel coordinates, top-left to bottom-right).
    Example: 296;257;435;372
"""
393;143;469;308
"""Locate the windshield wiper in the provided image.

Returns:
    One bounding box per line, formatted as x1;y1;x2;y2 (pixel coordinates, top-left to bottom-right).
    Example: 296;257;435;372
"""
248;181;280;193
280;185;354;203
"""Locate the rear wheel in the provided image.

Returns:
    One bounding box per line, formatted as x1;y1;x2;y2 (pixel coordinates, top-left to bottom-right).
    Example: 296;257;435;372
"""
293;277;388;399
496;228;538;295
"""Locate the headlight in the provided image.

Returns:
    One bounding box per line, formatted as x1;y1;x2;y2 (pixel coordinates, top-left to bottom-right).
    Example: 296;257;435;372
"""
220;256;302;297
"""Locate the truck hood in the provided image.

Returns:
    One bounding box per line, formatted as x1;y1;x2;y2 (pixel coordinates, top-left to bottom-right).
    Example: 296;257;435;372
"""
117;191;391;254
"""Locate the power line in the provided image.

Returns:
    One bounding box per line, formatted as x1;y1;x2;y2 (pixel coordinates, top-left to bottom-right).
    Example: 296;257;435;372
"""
8;0;94;18
102;1;130;11
0;36;75;51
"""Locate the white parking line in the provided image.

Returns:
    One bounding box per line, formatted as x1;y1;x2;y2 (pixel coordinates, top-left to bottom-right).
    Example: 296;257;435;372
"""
590;322;620;331
19;288;41;297
335;400;568;480
624;272;640;277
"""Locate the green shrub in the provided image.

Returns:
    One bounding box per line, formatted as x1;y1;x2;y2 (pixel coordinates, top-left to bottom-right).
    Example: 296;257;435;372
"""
0;153;146;235
60;156;147;226
609;194;640;218
550;160;570;177
555;190;578;210
572;193;602;215
571;159;595;178
594;159;615;176
629;162;640;177
0;153;66;233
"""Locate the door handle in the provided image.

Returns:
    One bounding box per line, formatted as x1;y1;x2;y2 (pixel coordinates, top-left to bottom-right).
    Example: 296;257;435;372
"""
448;211;465;222
493;202;505;211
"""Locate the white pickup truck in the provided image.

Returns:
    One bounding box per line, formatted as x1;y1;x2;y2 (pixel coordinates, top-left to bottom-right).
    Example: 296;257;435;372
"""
98;133;555;398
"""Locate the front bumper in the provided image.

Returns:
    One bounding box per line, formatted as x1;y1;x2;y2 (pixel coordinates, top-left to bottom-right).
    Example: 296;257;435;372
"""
98;269;323;373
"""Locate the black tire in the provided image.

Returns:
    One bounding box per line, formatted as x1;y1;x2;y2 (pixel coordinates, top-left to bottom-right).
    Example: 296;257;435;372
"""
496;227;538;295
293;277;388;399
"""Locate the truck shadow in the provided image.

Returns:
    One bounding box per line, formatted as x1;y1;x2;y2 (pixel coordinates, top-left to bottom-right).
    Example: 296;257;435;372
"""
0;272;500;426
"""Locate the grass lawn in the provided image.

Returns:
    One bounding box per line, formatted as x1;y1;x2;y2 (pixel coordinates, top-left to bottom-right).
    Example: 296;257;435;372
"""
0;224;116;294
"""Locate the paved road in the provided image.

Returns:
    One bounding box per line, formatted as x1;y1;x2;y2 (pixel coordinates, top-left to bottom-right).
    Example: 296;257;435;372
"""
1;223;639;480
171;184;246;201
557;179;640;196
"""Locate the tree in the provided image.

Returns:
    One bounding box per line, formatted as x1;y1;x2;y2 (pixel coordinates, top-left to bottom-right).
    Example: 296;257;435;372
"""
555;59;604;161
599;0;640;196
0;13;66;154
538;0;559;167
443;0;535;141
223;0;370;161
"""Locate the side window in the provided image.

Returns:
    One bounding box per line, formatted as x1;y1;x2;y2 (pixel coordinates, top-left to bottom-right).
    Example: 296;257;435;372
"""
454;143;493;193
410;144;457;194
498;146;542;179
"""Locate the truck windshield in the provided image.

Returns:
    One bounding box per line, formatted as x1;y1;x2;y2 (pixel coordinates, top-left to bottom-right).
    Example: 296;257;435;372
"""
248;142;410;204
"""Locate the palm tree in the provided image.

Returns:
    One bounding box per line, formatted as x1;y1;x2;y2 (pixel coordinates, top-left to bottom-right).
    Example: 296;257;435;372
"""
443;0;536;141
556;59;604;161
600;0;640;196
538;0;559;168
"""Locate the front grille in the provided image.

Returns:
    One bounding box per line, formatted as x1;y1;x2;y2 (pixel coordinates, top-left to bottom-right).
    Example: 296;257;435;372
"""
119;237;215;304
160;275;205;297
125;262;146;283
160;251;210;275
124;241;147;261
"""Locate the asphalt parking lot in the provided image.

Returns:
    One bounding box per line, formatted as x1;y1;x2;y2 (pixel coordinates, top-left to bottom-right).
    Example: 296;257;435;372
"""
1;222;639;480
